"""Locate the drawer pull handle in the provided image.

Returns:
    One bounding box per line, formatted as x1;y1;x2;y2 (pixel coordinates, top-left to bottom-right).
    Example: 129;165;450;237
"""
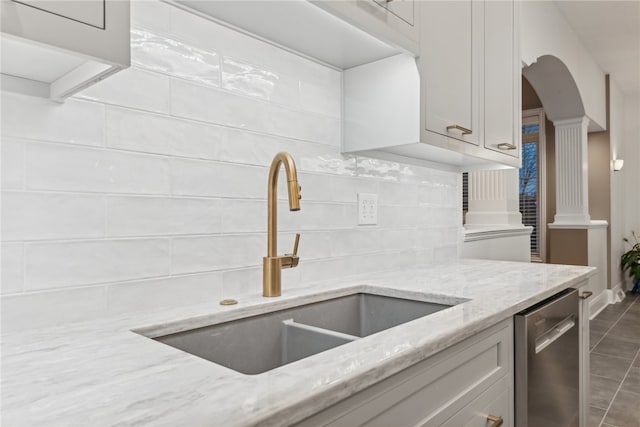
497;143;517;150
446;124;472;135
487;415;504;427
580;291;593;300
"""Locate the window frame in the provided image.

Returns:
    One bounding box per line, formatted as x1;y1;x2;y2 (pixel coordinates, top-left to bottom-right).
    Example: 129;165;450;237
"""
521;108;546;262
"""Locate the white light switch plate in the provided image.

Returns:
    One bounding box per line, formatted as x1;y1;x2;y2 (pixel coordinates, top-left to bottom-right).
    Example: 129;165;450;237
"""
358;193;378;225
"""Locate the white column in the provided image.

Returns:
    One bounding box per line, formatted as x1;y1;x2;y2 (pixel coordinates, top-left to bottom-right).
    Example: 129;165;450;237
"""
465;168;522;226
552;116;591;225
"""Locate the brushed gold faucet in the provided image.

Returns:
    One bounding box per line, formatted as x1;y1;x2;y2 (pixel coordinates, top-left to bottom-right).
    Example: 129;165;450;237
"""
263;152;301;297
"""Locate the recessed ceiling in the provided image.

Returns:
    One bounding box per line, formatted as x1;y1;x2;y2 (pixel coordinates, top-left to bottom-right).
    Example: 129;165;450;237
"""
555;0;640;95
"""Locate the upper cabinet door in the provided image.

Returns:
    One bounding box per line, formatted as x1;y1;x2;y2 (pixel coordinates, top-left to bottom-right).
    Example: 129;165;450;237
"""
422;0;479;146
484;0;518;158
13;0;105;28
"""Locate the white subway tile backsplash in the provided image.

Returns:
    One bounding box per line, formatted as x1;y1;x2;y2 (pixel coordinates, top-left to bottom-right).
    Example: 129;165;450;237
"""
222;56;300;108
172;234;264;274
131;0;171;35
286;231;331;260
1;192;105;241
0;0;462;331
266;103;341;146
356;157;403;181
25;142;171;195
217;128;289;166
169;6;308;82
379;228;419;252
106;272;223;315
106;107;221;159
378;205;427;228
222;267;262;296
171;78;269;132
279;202;354;232
25;239;170;290
171;159;266;198
171;78;339;145
1;286;106;332
220;199;267;233
1;138;24;189
1;243;24;294
217;129;355;175
330;228;381;257
297;150;357;176
75;67;171;114
299;80;341;118
378;180;420;206
107;196;221;237
131;29;220;87
299;257;351;284
1;93;104;146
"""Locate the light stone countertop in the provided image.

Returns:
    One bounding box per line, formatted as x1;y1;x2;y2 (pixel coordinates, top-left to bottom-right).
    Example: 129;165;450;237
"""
1;259;595;426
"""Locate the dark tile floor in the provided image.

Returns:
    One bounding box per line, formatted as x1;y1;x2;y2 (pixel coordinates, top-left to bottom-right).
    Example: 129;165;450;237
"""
589;292;640;427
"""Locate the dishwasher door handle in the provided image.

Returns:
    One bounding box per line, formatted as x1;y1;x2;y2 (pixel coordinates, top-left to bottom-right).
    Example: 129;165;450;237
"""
534;315;576;354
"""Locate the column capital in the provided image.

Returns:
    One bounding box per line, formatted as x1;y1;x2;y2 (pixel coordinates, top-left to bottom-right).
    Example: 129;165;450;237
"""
553;116;590;128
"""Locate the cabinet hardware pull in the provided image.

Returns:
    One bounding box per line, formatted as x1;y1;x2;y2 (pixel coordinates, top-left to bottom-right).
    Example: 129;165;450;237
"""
497;143;517;150
446;124;472;135
579;291;593;300
487;415;504;427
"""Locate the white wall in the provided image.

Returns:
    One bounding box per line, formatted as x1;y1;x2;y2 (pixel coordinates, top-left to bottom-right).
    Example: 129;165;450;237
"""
0;1;461;332
609;78;625;290
621;93;640;289
521;1;606;130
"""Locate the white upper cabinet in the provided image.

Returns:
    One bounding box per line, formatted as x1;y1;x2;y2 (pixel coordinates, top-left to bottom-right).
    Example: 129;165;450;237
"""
14;0;106;28
419;0;520;168
0;0;130;101
343;0;521;170
175;0;419;70
422;0;479;147
313;0;419;55
484;0;519;158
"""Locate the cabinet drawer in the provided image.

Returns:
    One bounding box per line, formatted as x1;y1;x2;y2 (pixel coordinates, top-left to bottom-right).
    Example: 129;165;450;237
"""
295;319;513;427
372;0;414;25
441;376;511;427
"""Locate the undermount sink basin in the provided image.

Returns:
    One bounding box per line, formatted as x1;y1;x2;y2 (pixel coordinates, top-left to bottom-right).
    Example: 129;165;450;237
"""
150;293;458;375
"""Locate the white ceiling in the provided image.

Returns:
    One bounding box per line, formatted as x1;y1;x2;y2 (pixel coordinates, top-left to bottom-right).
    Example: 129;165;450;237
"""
555;0;640;95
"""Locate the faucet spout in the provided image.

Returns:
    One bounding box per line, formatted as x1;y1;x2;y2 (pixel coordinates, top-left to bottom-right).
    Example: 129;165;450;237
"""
264;152;302;297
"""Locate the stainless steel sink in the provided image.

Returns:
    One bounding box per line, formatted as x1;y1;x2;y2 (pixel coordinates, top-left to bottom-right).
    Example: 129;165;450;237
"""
151;293;456;375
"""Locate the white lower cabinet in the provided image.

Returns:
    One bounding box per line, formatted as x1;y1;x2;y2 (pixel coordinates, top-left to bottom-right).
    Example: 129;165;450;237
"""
295;319;513;427
441;376;510;427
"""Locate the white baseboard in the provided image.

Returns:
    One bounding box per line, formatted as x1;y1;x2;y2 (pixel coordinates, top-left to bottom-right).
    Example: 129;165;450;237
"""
609;281;628;301
589;290;610;320
588;281;635;319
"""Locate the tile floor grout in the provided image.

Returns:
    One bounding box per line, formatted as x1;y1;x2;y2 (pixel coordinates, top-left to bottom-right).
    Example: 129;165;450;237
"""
591;293;640;427
598;348;640;427
591;296;638;351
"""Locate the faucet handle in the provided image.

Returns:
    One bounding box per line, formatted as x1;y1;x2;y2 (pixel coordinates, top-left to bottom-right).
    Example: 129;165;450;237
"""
283;233;301;269
292;233;300;256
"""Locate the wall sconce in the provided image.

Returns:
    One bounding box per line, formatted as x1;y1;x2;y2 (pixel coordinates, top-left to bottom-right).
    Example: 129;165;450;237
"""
613;159;624;172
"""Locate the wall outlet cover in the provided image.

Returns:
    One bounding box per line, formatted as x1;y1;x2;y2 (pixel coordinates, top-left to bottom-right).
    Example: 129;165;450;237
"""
358;193;378;225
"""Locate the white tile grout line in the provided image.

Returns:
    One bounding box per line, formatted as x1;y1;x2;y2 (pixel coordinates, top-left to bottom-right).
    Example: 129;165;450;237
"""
591;294;639;351
597;295;639;427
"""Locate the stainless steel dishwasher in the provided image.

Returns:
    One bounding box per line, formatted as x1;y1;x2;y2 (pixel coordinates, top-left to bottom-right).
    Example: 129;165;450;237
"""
515;288;579;427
